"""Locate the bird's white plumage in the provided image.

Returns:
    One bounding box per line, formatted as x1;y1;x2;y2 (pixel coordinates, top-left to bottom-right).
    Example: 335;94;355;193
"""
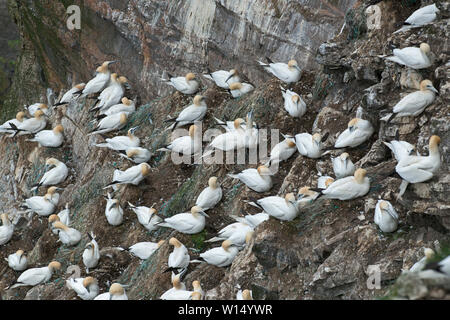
105;163;150;188
127;242;161;260
67;277;100;300
385;45;432;69
384;140;417;162
199;244;239;267
195;181;222;211
321;170;370;200
281;87;306;118
158;209;207;235
228;167;273;193
128;202;162;231
374;200;399;233
203;70;240;89
89;112;128;135
104;193;123;226
6;251;28;271
120;147;152;164
258;60;301;83
332;153;356;179
257;196;298;221
295;133;324;158
334;119;374;148
0;215;14;245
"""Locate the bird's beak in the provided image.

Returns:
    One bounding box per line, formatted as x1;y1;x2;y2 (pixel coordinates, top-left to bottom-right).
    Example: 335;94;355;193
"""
199;211;209;218
430;86;439;95
297;194;304;200
295;66;301;71
108;61;118;65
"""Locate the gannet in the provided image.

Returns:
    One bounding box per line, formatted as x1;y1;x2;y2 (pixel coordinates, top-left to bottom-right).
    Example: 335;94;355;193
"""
119;147;152;164
384;43;433;69
295;132;328;159
197;240;240;267
118;240;165;260
297;186;320;207
203;69;240;89
196;177;223;211
202;119;246;158
26;124;64;148
83;232;100;273
281;86;306;118
228;82;255;98
395;135;441;198
53;221;81;246
48;214;61;235
243;110;259;149
374;200;399;233
228;165;273;193
317;176;335;189
11;261;61;288
87;112;128;135
104;163;151;189
408;248;435;272
104;193;123;226
237;289;253;300
0;112;27;134
157;125;202;156
157;206;208;234
22;187;60;217
231;212;269;228
165;237;190;273
206;222;253;246
93;127;140;151
82;61;116;97
0;213;14;245
386;80;438;122
8;109;47;137
251;193;299;221
128;202;162;231
57;203;70;226
161;280;203;300
26;103;50;117
266;134;297;166
332;152;356;178
162;72;199;95
317;168;370;200
54;83;86;106
394;4;440;34
6;250;28;271
90;74;129;113
213;116;257;132
66;276;100;300
425;255;450;276
99;97;136;116
334;118;374;148
258;58;302;83
165;95;207;130
160;274;188;300
383;140;417;162
94;283;128;300
31;158;68;191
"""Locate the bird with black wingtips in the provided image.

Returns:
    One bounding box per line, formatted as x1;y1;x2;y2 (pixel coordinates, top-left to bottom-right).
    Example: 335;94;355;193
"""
81;61;117;97
258;57;301;83
54;83;86;106
164;95;207;131
103;163;151;189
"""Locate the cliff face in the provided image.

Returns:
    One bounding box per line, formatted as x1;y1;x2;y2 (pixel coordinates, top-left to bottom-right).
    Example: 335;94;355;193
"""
0;0;449;300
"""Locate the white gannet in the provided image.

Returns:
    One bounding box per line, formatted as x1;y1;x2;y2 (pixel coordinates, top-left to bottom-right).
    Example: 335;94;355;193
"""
157;206;208;235
243;110;259;149
374;200;399;233
425;255;450;276
82;61;117;97
93;127;140;151
334;118;374;148
318;168;370;200
53;221;81;246
11;261;61;288
94;283;128;300
295;132;328;159
383;140;417;162
165;237;190;273
162;72;199;95
203;69;240;89
104;193;124;226
394;4;440;34
54;83;86;106
160;274;188;300
165;95;207;131
395;135;441;198
317;176;335;190
99;97;136;116
281;86;306;118
88;112;128;135
161;280;203;300
119;147;152;164
196;177;223;211
31;158;68;191
128;202;162;231
0;112;27;134
386;80;438;122
237;289;253;300
22;187;60;217
384;43;433;69
198;240;240;267
104;163;151;189
8;109;47;137
26;124;64;148
66;276;100;300
48;214;62;235
57;203;70;226
228;165;273;193
213;116;257;133
206;223;253;247
118;240;165;260
252;193;299;221
0;213;14;245
202;119;246;158
231;212;269;229
266;134;297;166
26;103;50;117
6;250;28;271
408;248;435;272
157;125;202;156
297;186;320;207
228;82;255;98
332;152;356;178
91;74;129;113
258;58;301;83
83;232;100;273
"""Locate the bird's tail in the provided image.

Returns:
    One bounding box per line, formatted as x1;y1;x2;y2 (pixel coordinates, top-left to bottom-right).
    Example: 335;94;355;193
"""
204;236;224;243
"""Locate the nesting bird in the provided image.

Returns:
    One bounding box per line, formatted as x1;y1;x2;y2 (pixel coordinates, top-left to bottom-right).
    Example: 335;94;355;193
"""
66;276;100;300
119;147;152;164
104;193;124;226
90;73;128;113
161;280;203;300
128;202;162;231
317;168;370;200
8;109;47;137
228;165;273;193
281;86;306;118
82;61;117;97
202;119;246;158
266;134;297;167
54;83;86;106
53;221;81;246
160;274;187;300
206;223;253;247
195;177;223;211
94;283;128;300
332;152;356;179
383;139;417;162
0;213;14;245
295;132;328;159
6;250;28;271
0;112;27;134
165;95;207;131
119;240;165;260
374;200;399;233
162;72;199;95
384;43;433;69
237;289;253;300
250;193;299;221
11;261;61;288
203;68;240;89
31;158;68;191
104;163;151;189
93;127;140;151
26;103;50;117
83;232;100;273
88;112;128;135
165;237;190;274
157;125;202;156
258;58;301;83
22;187;60;217
334;118;374;148
99;97;136;116
394;4;440;34
157;206;208;234
231;212;269;229
197;240;240;267
228;82;255;98
26;124;64;148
